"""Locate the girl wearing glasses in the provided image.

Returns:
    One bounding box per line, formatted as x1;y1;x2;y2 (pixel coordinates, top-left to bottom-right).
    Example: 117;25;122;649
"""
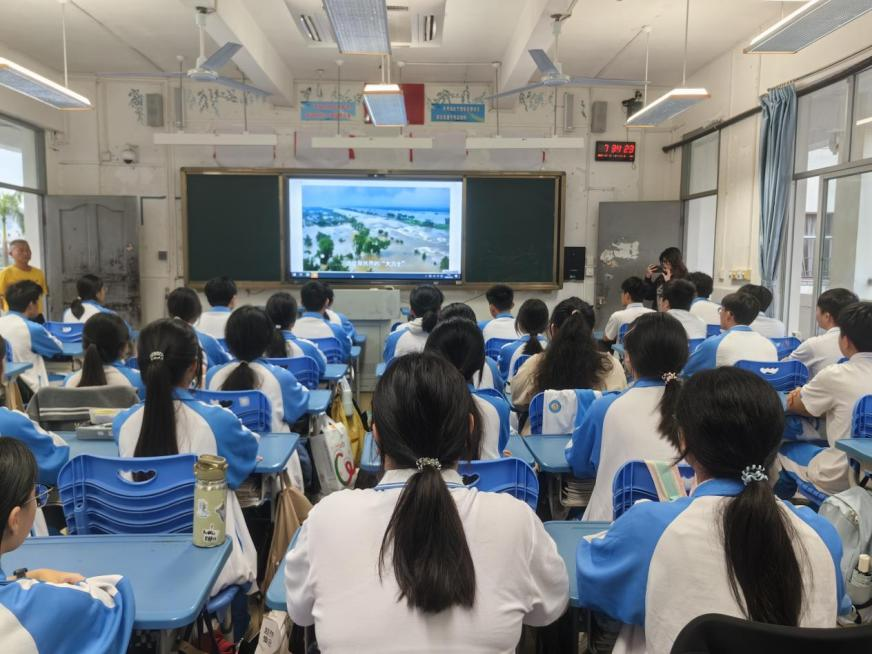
0;438;135;652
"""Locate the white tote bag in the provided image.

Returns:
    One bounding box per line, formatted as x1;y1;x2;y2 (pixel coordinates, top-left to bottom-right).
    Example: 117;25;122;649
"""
310;414;359;494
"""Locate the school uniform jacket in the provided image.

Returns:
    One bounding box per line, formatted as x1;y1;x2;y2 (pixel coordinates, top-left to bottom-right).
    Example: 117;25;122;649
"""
62;300;115;324
195;306;232;340
326;308;358;342
382;318;429;364
788;327;842;379
750;312;788;339
666;309;707;340
285;468;568;654
470;387;511;460
577;478;844;654
498;336;547;379
113;388;259;593
689;297;721;326
281;330;327;376
293;312;352;361
0;574;135;654
63;362;145;397
603;303;654;341
472;357;505;395
0;407;69;486
197;329;232;369
0;311;64;391
566;379;681;521
682;325;778;376
478;313;520;345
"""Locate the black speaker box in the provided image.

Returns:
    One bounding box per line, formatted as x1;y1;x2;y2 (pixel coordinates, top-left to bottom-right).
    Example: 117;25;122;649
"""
564;247;586;281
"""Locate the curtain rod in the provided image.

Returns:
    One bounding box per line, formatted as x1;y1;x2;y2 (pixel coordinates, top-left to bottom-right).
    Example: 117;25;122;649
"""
662;51;872;153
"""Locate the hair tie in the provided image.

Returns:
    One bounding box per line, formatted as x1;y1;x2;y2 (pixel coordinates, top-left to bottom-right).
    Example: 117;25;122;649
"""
148;351;164;362
661;372;679;384
416;457;441;471
741;465;768;485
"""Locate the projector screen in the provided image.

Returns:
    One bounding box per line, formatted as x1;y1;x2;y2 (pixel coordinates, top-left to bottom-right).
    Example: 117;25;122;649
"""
287;177;464;282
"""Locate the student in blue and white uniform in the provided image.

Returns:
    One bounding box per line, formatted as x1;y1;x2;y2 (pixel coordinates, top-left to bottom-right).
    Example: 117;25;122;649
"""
740;283;787;339
0;336;68;486
62;275;132;340
788;288;858;379
194;276;237;340
578;368;844;654
438;302;504;393
687;271;721;326
167;287;231;369
323;283;359;343
264;292;327;376
0;281;63;393
659;279;707;340
207;306;309;489
683;292;777;376
567;312;687;521
477;284;520;345
383;284;443;365
783;301;872;495
285;353;568;653
0;439;135;654
425;318;510;460
293;281;352;362
498;298;548;379
602;276;654;346
114;318;259;595
63;313;144;396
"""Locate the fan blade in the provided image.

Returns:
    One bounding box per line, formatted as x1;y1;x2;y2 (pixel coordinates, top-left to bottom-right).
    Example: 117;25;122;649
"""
529;49;560;76
485;82;546;100
567;76;645;87
202;42;242;71
95;72;183;78
214;76;270;96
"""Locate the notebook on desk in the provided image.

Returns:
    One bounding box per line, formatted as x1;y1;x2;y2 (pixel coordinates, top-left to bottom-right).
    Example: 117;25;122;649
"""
75;424;115;441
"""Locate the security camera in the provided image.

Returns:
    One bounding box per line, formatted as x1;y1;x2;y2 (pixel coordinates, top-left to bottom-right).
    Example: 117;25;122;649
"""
120;146;138;165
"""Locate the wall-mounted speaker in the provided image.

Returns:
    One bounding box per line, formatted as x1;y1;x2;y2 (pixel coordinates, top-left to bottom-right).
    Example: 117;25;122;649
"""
591;101;608;134
564;246;586;281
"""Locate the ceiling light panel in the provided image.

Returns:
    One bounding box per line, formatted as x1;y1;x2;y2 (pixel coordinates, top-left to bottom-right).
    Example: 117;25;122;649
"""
0;58;91;110
625;88;710;127
323;0;391;54
363;83;407;125
746;0;872;53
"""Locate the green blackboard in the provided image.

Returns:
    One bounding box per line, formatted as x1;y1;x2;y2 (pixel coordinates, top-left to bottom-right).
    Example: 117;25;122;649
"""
185;174;281;282
464;176;560;285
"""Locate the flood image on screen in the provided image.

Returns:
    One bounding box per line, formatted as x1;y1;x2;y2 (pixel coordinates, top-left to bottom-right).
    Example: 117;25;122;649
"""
288;178;463;281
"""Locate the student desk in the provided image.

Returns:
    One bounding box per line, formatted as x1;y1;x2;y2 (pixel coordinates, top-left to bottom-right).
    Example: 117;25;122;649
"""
504;434;536;467
353;333;367;346
265;529;303;611
836;439;872;483
523;434;572;474
307;389;332;414
544;520;610;607
321;363;348;383
59;342;84;357
4;361;32;381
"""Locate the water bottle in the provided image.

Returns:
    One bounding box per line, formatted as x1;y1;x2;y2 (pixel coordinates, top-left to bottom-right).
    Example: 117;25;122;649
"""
192;454;228;548
341;379;353;417
848;553;872;608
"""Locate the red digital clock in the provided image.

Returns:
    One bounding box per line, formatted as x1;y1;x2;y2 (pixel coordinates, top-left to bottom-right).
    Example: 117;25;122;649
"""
595;141;636;162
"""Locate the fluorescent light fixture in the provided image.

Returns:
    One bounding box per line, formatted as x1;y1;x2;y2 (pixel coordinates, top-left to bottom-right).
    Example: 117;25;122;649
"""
465;136;586;150
311;136;433;149
363;83;407;126
153;132;278;146
856;116;872;127
0;57;91;110
323;0;391;54
745;0;872;54
625;88;710;127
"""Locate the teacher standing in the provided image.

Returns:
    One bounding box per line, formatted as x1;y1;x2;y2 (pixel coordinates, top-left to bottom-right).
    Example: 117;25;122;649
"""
0;239;47;322
642;246;688;307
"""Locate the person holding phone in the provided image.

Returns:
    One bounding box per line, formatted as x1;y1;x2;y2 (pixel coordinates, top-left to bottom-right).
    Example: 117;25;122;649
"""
642;247;688;307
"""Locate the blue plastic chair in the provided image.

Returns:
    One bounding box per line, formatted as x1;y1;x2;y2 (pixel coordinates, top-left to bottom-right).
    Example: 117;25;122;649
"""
618;323;631;344
735;359;809;392
771;336;802;359
191;389;272;432
458;458;539;510
853;395;872;438
527;389;602;435
511;354;531;378
611;460;696;519
485;337;515;361
706;324;721;338
688;338;704;353
45;322;84;343
310;337;345;364
264;356;319;390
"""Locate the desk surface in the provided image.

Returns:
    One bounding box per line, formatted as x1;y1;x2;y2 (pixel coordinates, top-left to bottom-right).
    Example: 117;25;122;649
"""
321;363;348;382
62;432;299;475
5;534;230;630
4;361;32;381
504;434;536;467
307;389;332;414
375;362;386;378
836;438;872;466
350;345;361;360
544;521;610;607
353;333;367;346
59;342;84;357
523;434;572;474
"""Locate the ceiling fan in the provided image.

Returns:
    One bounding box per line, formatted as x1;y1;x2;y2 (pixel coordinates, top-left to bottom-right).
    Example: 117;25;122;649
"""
98;7;269;96
488;14;644;100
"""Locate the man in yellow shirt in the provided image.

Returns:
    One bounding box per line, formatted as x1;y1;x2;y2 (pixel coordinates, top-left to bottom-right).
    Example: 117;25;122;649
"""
0;240;48;321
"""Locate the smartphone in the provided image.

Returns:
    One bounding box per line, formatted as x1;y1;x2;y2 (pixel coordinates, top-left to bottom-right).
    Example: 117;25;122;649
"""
651;265;664;274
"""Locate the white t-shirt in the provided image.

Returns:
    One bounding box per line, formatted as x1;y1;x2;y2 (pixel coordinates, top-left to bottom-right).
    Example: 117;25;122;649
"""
667;309;707;339
285;469;569;654
194;307;232;340
801;352;872;445
750;313;787;339
481;315;521;343
689;298;721;326
788;327;843;379
603;303;654;341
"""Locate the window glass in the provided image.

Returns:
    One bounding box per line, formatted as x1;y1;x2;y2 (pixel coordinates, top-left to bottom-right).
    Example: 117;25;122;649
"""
0;189;41;267
794;79;850;174
851;68;872;161
0;116;40;190
684;195;717;276
687;132;719;195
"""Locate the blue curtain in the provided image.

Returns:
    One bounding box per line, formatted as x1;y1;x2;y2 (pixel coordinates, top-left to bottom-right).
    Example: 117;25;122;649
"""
758;85;797;296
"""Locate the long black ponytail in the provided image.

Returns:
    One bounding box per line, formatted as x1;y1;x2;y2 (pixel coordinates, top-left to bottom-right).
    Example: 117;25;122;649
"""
220;306;272;391
265;292;297;358
515;298;548;356
134;319;201;458
623;312;689;447
410;285;444;333
676;368;803;625
70;274;103;319
77;313;130;387
374;353;477;613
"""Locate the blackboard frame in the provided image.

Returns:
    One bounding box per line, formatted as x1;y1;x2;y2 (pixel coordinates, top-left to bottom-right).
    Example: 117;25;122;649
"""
182;167;565;290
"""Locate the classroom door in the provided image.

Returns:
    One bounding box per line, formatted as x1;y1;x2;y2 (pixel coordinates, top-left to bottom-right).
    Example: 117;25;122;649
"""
595;201;682;330
43;196;140;325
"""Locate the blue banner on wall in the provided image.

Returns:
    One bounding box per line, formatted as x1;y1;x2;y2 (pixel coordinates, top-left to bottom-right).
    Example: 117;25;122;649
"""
430;103;486;123
301;101;356;121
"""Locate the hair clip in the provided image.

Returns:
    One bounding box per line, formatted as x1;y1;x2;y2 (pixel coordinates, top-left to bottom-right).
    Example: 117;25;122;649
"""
149;351;165;362
415;457;441;471
661;372;679;384
741;464;768;485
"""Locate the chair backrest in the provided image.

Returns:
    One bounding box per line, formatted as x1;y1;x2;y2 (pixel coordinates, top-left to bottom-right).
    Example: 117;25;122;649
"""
310;337;345;363
612;460;695;519
734;359;809;392
618;322;631;344
528;392;546;434
706;324;721;338
484;338;515;361
44;321;84;343
265;356;319;390
57;454;198;535
670;612;872;654
853;395;872;438
26;385;140;431
191;388;272;432
688;338;704;353
511;354;531;378
770;336;802;359
458;458;539;510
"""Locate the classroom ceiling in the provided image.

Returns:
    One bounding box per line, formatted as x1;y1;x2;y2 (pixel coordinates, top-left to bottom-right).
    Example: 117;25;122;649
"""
0;0;796;94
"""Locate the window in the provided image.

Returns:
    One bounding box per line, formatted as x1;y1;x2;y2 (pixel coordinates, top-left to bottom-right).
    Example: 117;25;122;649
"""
794;79;851;174
681;131;719;276
851;68;872;162
0;114;44;268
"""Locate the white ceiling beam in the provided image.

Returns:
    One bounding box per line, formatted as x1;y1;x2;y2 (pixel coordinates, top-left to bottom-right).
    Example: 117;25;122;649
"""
180;0;295;106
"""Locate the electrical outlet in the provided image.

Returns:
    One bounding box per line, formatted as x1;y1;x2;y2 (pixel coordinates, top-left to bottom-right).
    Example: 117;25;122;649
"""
728;269;751;281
